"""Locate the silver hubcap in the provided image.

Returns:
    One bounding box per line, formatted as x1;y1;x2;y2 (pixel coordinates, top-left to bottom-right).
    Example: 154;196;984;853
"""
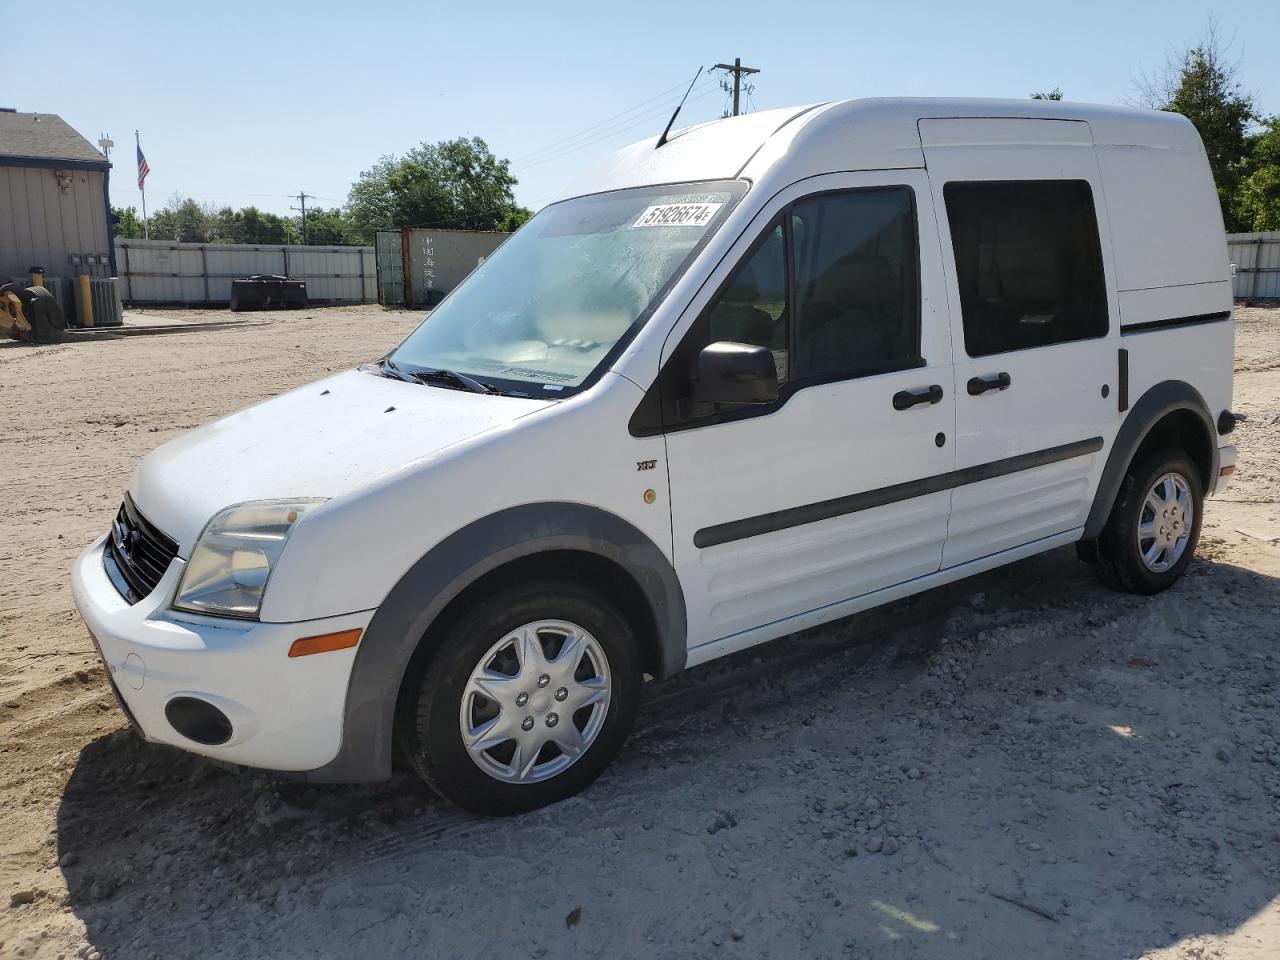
459;620;611;784
1138;472;1194;573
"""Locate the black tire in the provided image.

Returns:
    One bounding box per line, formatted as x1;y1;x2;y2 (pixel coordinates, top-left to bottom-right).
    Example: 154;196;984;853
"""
1093;449;1203;594
396;579;642;815
27;286;65;344
0;282;35;307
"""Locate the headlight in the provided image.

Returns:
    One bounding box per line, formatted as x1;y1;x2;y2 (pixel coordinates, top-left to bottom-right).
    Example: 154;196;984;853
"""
173;499;326;619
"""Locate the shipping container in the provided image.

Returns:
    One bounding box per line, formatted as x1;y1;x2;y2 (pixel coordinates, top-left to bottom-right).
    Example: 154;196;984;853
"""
375;228;508;307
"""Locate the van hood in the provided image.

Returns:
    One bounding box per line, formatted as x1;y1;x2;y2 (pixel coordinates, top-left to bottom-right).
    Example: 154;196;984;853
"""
129;368;553;553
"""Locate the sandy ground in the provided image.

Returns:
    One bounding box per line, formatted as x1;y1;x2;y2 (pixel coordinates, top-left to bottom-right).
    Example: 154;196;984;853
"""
1;303;1278;960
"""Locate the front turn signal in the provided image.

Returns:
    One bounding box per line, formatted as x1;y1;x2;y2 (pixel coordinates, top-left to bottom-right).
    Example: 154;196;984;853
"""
288;628;362;658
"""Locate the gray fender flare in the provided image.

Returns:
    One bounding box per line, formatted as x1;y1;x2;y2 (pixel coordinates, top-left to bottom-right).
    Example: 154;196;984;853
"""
1081;380;1218;541
304;502;686;782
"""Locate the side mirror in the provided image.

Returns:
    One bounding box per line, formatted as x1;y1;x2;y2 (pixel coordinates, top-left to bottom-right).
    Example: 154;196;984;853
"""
695;341;779;404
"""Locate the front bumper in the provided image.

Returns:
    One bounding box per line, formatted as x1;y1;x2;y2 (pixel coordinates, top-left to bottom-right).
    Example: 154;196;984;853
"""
71;535;374;772
1211;444;1237;497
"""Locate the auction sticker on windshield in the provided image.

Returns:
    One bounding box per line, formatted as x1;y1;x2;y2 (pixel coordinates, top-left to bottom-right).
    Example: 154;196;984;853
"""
633;202;724;228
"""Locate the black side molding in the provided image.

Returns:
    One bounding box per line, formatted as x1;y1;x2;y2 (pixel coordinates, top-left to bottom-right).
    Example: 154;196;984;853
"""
1120;311;1231;335
694;436;1104;549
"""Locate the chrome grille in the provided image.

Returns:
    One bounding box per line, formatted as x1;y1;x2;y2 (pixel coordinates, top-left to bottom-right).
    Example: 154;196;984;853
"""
103;494;179;603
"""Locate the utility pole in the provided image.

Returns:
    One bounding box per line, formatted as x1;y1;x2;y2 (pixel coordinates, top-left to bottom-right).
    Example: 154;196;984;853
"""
712;57;760;116
291;191;311;245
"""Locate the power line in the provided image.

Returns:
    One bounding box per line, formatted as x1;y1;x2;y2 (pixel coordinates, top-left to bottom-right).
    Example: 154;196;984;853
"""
136;75;728;221
511;80;718;171
511;85;718;173
509;76;715;165
119;189;345;204
510;82;691;164
711;58;760;116
129;70;748;228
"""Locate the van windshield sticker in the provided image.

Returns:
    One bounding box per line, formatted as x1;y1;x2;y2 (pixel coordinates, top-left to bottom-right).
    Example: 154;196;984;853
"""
633;202;724;229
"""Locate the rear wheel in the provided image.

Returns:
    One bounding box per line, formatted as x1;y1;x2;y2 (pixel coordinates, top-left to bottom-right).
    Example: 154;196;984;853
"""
1093;449;1203;594
396;579;642;815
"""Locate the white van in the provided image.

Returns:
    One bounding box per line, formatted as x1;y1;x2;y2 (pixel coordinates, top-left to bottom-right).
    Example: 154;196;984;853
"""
73;98;1239;814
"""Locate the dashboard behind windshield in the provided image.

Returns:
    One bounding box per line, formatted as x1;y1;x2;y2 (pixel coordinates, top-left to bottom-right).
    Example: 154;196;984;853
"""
389;180;747;397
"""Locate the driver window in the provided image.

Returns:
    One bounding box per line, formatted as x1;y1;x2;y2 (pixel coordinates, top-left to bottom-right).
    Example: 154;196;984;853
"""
705;222;790;383
643;188;920;434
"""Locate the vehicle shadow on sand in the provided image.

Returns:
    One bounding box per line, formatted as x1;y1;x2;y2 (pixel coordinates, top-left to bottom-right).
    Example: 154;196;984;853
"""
57;547;1280;959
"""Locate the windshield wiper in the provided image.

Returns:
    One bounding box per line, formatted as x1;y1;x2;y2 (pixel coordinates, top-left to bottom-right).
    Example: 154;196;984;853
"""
413;367;501;395
378;357;418;383
379;357;499;395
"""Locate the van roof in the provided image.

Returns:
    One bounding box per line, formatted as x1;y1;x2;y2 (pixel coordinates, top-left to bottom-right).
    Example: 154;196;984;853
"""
557;96;1202;201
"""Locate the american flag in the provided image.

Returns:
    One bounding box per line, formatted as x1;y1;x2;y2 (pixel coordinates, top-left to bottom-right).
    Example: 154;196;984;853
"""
136;142;150;191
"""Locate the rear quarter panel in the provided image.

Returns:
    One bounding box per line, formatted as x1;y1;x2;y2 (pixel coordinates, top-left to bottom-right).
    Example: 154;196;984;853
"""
1094;123;1234;446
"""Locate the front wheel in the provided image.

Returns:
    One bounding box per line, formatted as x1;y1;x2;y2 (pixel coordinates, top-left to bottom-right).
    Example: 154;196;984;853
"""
1093;449;1203;594
396;579;642;815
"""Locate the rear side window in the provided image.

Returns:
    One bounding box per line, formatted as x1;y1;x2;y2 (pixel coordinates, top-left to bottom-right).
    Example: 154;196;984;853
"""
944;180;1108;357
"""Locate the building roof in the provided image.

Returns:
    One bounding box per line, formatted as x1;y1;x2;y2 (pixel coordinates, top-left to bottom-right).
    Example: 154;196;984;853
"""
0;111;109;166
559;97;1201;202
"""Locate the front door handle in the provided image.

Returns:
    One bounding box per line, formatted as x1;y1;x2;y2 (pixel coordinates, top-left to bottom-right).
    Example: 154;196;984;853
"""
892;384;944;411
967;372;1012;395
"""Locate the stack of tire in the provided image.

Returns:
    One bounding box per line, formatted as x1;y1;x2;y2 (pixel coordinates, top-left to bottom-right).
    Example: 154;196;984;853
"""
0;284;65;344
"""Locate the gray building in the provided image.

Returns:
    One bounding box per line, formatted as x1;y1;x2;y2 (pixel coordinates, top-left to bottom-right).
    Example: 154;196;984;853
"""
0;110;115;320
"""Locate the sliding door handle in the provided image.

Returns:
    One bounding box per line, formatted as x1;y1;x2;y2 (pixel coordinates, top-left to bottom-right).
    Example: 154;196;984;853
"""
967;372;1012;395
892;384;944;410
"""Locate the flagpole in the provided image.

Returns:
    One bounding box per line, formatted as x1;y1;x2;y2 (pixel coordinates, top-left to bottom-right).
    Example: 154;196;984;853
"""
136;130;149;239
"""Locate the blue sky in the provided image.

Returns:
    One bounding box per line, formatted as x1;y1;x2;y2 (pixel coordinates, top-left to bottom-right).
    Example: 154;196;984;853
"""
13;0;1279;219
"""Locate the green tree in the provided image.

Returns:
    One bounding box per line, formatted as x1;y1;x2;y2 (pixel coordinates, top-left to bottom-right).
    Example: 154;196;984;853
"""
294;207;357;245
1234;118;1280;231
212;206;293;245
346;136;525;238
115;198;360;246
111;206;145;239
1138;25;1257;229
147;194;218;242
345;156;397;240
208;207;240;242
497;205;534;232
1031;88;1063;101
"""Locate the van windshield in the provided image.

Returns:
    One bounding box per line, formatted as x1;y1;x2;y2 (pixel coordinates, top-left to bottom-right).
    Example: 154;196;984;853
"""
387;180;746;396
